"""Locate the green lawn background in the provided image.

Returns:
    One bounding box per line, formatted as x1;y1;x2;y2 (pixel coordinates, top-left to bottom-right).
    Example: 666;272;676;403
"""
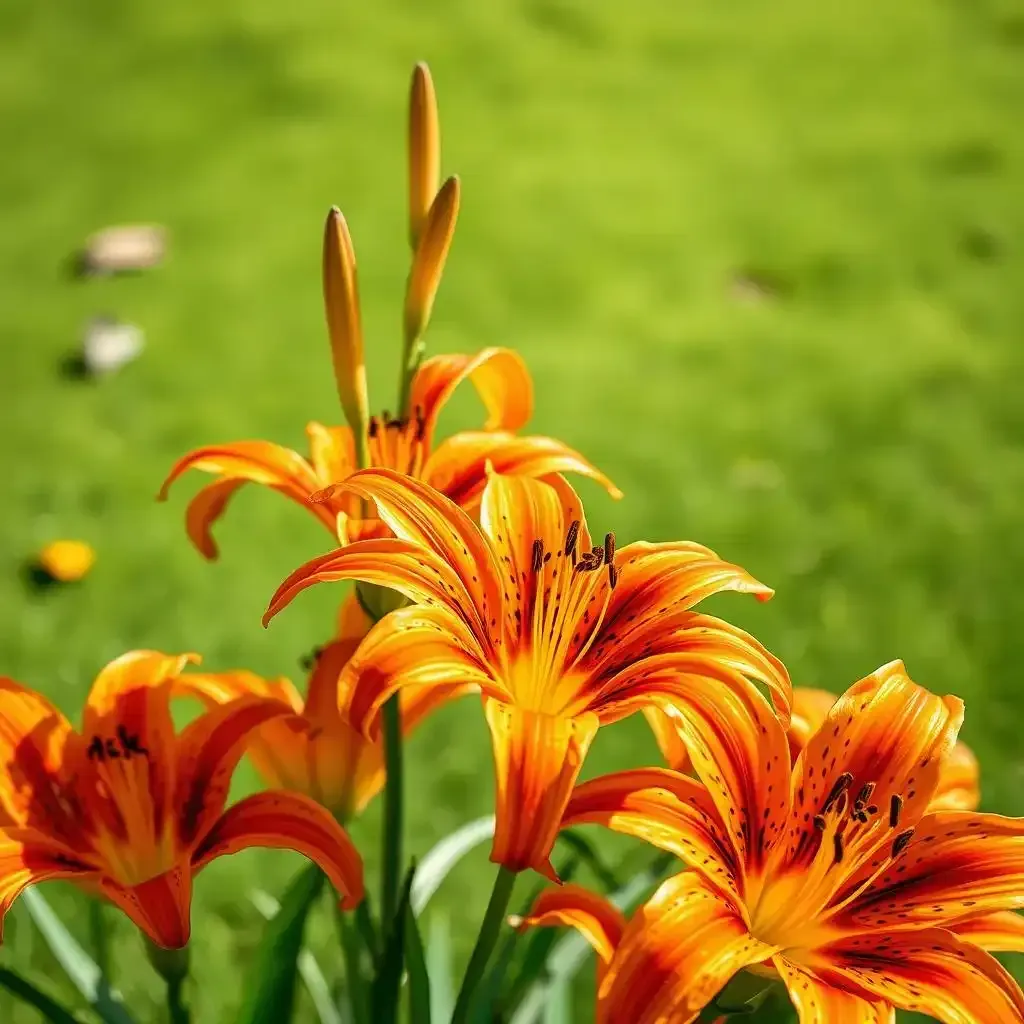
2;0;1024;1019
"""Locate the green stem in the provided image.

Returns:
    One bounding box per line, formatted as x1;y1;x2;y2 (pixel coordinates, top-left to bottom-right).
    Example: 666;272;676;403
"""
354;427;371;473
450;866;517;1024
381;694;404;930
166;976;190;1024
396;332;424;417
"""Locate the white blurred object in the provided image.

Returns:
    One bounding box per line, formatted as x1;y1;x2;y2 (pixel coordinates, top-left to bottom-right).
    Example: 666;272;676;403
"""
81;316;144;374
80;224;166;275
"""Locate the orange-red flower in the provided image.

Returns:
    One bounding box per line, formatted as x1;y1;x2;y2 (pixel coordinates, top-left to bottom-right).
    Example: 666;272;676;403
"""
175;596;474;821
264;468;790;880
159;61;617;556
649;684;982;813
553;661;1024;1022
0;652;363;949
159;348;617;554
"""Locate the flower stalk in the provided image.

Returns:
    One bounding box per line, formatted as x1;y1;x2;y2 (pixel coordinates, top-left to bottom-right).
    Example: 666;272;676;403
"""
450;866;517;1024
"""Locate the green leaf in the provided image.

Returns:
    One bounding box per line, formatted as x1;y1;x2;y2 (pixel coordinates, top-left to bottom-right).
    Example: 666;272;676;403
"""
0;967;84;1024
235;863;325;1024
541;977;570;1024
21;888;136;1024
335;905;371;1024
507;855;671;1024
403;902;431;1024
424;914;454;1024
555;831;622;893
411;816;495;915
250;888;341;1024
371;865;416;1024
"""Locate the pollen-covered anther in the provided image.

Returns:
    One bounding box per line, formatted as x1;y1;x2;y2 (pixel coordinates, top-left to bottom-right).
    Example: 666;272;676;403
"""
565;520;580;558
531;539;544;573
891;829;915;859
889;794;903;827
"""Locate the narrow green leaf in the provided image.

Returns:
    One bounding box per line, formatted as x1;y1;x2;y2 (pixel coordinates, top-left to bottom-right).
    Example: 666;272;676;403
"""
555;830;622;893
235;863;324;1024
403;903;431;1024
542;977;570;1024
424;915;454;1024
411;816;495;915
21;888;136;1024
371;865;416;1024
251;888;341;1024
508;855;671;1024
87;899;111;982
336;905;371;1024
354;898;379;965
0;967;84;1024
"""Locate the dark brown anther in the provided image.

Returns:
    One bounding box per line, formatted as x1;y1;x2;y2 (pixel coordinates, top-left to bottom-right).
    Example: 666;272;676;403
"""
608;564;619;589
415;414;426;441
812;814;826;831
565;520;580;557
117;725;148;758
590;545;604;565
531;540;544;573
891;829;915;859
368;417;380;438
86;735;105;761
833;832;844;864
854;782;875;809
822;772;854;814
889;794;903;828
604;532;615;565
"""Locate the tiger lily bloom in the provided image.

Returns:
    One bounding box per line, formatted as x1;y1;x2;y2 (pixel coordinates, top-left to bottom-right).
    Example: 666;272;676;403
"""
648;684;982;813
0;651;364;949
263;468;790;880
175;596;474;822
159;61;617;555
555;660;1024;1022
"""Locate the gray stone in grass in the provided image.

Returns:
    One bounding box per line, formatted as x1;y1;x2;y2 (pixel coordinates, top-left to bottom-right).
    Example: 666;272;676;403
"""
79;224;166;275
82;316;144;375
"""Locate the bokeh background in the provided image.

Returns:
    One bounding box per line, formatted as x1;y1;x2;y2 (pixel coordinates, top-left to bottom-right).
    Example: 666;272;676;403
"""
3;0;1024;1019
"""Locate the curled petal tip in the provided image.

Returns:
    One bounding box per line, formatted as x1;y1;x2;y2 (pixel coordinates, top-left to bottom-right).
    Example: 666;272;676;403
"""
308;484;341;505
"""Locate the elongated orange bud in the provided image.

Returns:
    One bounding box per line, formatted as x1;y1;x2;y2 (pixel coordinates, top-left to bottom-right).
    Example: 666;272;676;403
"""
403;175;460;348
322;208;369;458
408;62;440;251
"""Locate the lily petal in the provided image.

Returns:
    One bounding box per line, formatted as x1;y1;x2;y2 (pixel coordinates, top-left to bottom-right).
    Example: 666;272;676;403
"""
99;863;193;949
601;873;774;1024
409;348;533;445
786;688;841;762
518;884;625;965
343;604;499;738
812;928;1024;1024
782;661;962;877
951;910;1024;952
929;740;980;812
339;468;503;637
0;679;75;830
425;431;622;511
159;442;332;554
561;768;743;905
174;698;299;848
264;537;475;628
843;810;1024;930
192;791;364;909
305;422;356;491
0;829;98;941
773;957;894;1023
485;701;598;881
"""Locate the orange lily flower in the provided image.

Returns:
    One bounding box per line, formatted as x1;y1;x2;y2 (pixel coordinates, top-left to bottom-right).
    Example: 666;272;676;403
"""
263;468;790;880
159;347;618;554
649;684;982;812
554;661;1024;1022
159;61;617;556
175;596;474;822
0;652;363;949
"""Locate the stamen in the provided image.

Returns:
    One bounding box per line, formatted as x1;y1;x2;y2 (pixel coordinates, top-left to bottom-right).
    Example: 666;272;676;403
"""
531;540;544;573
889;794;903;828
821;772;854;814
608;564;619;589
833;832;844;864
590;545;604;565
565;520;580;557
854;782;875;809
812;815;826;831
368;416;380;438
604;532;615;564
891;829;914;859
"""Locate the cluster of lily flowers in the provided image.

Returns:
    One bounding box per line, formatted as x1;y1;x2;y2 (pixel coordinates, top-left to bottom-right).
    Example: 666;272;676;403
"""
4;64;1024;1024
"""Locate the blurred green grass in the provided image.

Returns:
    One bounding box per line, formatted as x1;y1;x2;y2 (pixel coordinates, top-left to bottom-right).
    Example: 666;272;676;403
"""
2;0;1024;1019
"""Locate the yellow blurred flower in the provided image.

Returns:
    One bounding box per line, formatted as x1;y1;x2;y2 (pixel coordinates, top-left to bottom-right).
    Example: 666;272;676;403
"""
37;540;95;582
